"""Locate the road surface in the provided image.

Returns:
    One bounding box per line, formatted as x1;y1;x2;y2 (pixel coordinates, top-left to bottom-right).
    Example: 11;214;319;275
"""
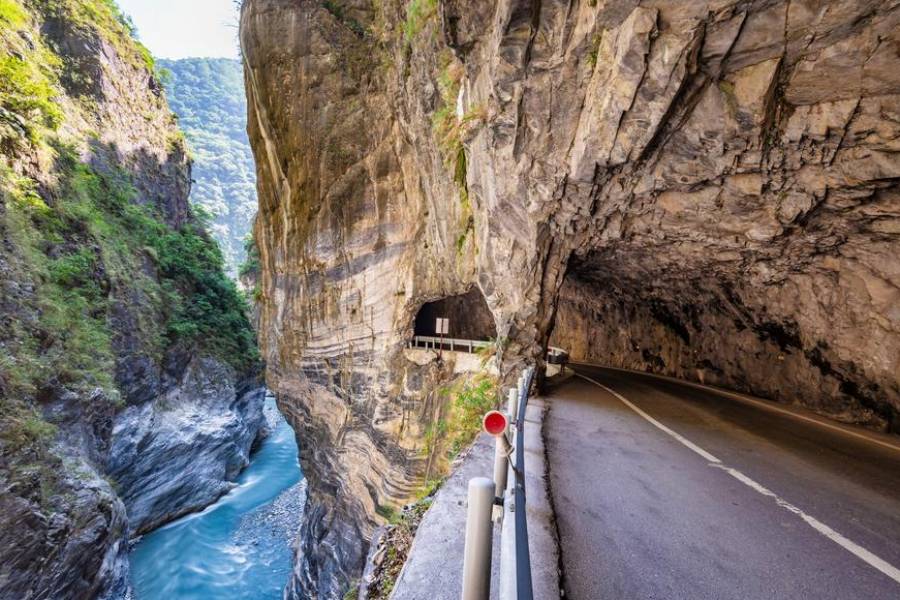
544;364;900;600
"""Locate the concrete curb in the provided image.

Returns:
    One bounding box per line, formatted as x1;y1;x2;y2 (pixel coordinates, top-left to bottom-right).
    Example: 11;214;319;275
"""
390;434;501;600
519;395;562;599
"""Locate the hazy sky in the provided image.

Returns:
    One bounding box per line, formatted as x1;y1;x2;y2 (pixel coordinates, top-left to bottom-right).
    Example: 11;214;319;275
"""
117;0;241;59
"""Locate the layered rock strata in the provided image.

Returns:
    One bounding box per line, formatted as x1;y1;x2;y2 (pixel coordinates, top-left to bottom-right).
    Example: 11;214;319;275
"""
241;0;900;596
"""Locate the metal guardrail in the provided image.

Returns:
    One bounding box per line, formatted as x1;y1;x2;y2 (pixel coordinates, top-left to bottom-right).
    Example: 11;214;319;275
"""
512;367;535;600
408;335;493;353
462;366;536;600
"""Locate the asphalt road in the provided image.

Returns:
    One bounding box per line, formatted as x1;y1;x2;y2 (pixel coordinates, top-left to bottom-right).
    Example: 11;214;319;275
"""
544;364;900;600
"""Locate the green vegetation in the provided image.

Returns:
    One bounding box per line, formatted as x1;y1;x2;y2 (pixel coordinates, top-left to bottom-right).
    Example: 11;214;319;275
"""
0;404;58;451
587;31;603;67
443;374;498;457
419;372;499;481
432;54;463;159
158;58;257;277
375;503;399;523
0;1;259;516
402;0;437;42
1;144;258;406
323;1;366;37
238;232;261;279
430;53;481;255
32;0;155;70
0;1;63;146
366;493;436;599
0;52;63;140
342;586;359;600
0;0;26;28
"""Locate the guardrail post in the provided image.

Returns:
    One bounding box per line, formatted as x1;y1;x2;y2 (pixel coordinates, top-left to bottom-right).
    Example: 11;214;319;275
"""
493;434;509;520
462;477;495;600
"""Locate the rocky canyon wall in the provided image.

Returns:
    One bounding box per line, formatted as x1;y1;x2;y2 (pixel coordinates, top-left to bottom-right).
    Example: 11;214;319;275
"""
0;2;263;597
241;0;900;597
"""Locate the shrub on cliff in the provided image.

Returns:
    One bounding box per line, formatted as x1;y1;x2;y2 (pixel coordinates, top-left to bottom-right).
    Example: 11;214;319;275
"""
421;373;498;481
2;143;259;406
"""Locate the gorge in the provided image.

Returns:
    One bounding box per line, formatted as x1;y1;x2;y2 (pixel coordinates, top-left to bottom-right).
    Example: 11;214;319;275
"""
0;1;265;597
0;0;898;598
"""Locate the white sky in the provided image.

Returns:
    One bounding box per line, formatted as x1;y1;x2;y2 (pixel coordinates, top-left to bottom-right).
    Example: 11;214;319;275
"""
117;0;241;59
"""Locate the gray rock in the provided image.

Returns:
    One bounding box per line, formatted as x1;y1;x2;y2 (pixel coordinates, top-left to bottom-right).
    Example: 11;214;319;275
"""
107;356;265;534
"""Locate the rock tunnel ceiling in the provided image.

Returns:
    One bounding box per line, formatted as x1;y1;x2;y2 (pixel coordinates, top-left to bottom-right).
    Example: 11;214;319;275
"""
240;0;900;596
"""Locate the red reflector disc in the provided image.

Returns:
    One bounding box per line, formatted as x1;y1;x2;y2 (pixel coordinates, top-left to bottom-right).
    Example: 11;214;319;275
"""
482;410;508;436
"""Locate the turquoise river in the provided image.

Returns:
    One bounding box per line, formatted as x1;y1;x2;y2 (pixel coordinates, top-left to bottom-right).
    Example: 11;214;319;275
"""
130;397;304;599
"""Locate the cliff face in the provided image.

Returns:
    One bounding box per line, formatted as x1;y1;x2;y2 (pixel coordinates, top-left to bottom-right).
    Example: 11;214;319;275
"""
0;2;262;597
241;0;900;597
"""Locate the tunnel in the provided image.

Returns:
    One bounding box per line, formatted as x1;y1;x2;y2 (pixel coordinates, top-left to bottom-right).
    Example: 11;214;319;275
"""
548;247;900;433
413;288;497;341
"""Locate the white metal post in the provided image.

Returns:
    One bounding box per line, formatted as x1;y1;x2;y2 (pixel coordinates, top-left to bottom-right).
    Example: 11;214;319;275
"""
500;376;525;600
493;434;509;520
462;477;495;600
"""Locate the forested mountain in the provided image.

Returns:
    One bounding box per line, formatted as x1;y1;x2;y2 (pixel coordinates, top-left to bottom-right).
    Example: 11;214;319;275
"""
158;57;256;277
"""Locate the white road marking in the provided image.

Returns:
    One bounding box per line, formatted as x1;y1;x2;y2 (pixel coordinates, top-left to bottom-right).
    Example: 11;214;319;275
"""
574;371;900;586
571;361;900;455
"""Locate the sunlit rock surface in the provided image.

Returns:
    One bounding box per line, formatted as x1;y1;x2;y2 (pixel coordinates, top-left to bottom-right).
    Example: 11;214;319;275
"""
240;0;900;596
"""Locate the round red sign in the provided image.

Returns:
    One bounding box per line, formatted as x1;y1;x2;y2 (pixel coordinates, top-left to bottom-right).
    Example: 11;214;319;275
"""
482;410;508;436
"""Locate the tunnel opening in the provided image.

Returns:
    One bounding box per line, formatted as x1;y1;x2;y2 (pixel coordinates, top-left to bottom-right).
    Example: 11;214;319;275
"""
413;287;497;341
548;248;900;433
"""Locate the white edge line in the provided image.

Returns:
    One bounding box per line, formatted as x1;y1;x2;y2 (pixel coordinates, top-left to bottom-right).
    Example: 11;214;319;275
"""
570;361;900;455
574;371;900;586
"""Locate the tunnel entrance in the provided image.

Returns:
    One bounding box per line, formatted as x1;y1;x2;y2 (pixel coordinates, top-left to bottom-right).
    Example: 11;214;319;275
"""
413;288;497;341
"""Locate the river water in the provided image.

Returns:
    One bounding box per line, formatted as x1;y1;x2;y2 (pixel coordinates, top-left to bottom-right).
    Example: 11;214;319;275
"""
130;396;304;599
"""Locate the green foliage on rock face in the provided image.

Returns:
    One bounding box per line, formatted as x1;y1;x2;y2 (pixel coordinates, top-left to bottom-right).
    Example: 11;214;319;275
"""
157;58;257;278
238;232;261;279
418;372;498;484
365;492;436;599
30;0;154;70
443;374;497;457
0;0;27;27
430;53;478;255
402;0;437;42
152;219;259;362
323;0;366;37
1;145;258;405
0;1;64;146
0;54;63;139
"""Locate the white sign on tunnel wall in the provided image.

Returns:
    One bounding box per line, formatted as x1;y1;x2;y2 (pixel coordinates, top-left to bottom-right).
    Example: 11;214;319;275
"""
436;318;449;335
